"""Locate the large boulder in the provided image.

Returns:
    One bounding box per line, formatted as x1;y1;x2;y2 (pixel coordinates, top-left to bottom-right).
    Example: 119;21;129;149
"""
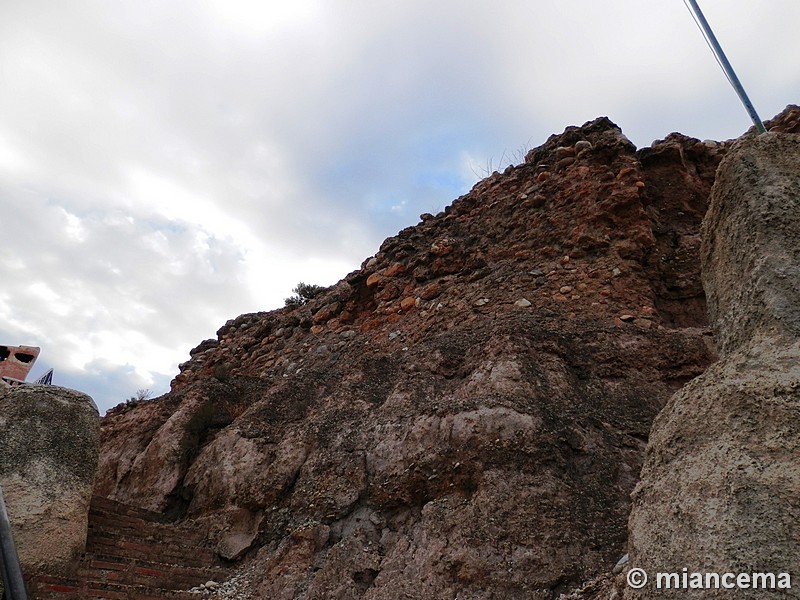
627;132;800;598
0;385;100;581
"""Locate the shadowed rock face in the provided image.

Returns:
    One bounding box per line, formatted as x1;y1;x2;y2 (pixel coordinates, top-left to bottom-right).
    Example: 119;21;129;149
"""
95;115;729;598
626;131;800;599
0;385;99;584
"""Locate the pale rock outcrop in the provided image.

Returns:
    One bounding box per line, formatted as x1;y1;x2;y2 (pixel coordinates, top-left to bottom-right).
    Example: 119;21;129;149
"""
702;133;800;355
626;132;800;598
0;385;99;582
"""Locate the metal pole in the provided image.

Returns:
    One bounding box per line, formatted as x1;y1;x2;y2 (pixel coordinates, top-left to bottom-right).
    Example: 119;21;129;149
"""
685;0;767;134
0;483;28;600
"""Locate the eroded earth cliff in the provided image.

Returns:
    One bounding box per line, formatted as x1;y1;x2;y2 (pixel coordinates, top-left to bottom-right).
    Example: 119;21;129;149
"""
93;106;800;599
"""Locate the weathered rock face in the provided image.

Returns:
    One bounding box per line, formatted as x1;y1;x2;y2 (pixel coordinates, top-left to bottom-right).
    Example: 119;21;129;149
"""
96;115;729;598
626;131;800;598
702;132;800;355
0;385;99;581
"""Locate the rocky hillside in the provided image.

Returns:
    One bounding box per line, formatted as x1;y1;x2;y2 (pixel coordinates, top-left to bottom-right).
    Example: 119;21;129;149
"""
94;106;798;599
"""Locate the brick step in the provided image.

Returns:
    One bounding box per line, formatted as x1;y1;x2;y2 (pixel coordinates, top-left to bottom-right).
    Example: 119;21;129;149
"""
88;497;209;548
89;508;166;530
86;532;217;568
88;520;209;548
89;496;170;524
27;496;229;599
76;553;227;590
29;575;215;600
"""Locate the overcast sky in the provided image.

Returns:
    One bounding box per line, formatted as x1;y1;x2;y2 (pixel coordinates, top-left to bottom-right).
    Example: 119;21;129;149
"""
2;1;798;413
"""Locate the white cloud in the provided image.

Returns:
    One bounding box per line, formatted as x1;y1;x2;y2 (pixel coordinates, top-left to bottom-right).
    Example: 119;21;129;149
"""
200;0;325;35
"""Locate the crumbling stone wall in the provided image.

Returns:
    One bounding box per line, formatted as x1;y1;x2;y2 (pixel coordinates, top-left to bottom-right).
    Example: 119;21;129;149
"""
95;116;722;599
0;345;40;385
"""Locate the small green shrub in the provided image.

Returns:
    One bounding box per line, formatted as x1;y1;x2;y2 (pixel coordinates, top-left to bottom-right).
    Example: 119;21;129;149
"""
127;388;153;403
284;282;323;307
